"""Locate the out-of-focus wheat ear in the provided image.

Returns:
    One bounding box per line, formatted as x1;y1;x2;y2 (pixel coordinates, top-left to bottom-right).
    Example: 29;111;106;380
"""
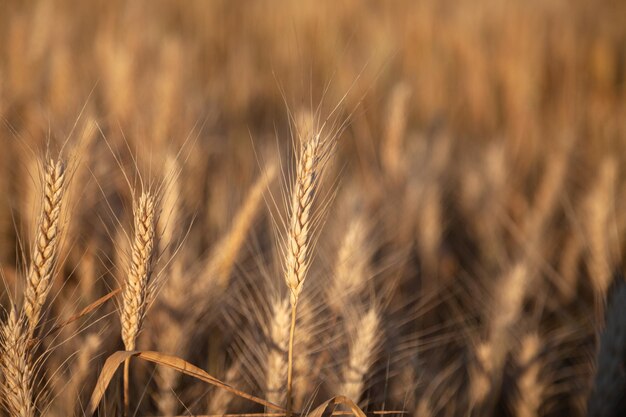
24;157;67;338
119;191;158;417
292;298;316;410
587;282;626;417
158;154;181;258
265;296;291;407
524;141;570;243
328;215;370;315
471;263;528;412
583;156;617;316
208;361;241;415
155;365;179;416
415;397;434;417
469;342;493;407
207;161;277;291
416;184;442;287
389;359;417;411
339;306;382;404
512;333;544;417
381;83;411;182
0;307;36;417
489;263;528;367
63;333;101;415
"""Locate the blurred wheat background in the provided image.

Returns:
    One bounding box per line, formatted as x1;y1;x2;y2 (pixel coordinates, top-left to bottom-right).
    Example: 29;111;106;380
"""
1;1;626;416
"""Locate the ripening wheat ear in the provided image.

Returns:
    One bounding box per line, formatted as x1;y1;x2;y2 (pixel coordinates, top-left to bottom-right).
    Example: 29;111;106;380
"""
339;306;382;405
24;157;67;338
583;156;618;320
283;130;335;415
328;215;370;315
470;262;528;413
513;333;545;417
0;307;36;417
207;161;278;291
284;132;332;305
119;191;158;417
265;296;291;406
120;191;158;350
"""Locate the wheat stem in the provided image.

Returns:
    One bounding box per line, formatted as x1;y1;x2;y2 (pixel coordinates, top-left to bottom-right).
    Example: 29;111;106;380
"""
286;300;298;417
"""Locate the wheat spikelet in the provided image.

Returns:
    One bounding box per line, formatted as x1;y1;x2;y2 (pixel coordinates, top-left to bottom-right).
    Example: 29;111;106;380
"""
513;333;544;417
265;296;291;406
340;306;381;404
120;191;157;351
0;308;36;417
24;157;67;337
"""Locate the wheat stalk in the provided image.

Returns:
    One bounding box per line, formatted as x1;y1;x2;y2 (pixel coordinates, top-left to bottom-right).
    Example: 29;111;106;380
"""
24;158;67;337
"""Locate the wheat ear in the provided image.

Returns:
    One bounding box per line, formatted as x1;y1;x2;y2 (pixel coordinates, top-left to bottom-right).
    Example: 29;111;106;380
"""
120;191;157;417
208;361;241;415
328;216;369;314
208;161;277;290
513;333;544;417
0;308;36;417
584;156;618;321
265;296;291;407
24;158;67;337
340;307;381;404
470;263;528;412
283;131;332;416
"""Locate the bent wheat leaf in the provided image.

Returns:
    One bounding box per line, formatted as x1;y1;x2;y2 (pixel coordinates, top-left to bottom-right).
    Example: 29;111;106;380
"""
307;396;367;417
88;350;286;415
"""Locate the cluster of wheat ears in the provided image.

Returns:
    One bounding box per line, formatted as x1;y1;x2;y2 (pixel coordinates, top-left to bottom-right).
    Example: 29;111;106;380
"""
3;1;626;417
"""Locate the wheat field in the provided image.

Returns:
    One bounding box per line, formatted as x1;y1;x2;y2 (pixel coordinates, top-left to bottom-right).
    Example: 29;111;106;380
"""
1;1;625;416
